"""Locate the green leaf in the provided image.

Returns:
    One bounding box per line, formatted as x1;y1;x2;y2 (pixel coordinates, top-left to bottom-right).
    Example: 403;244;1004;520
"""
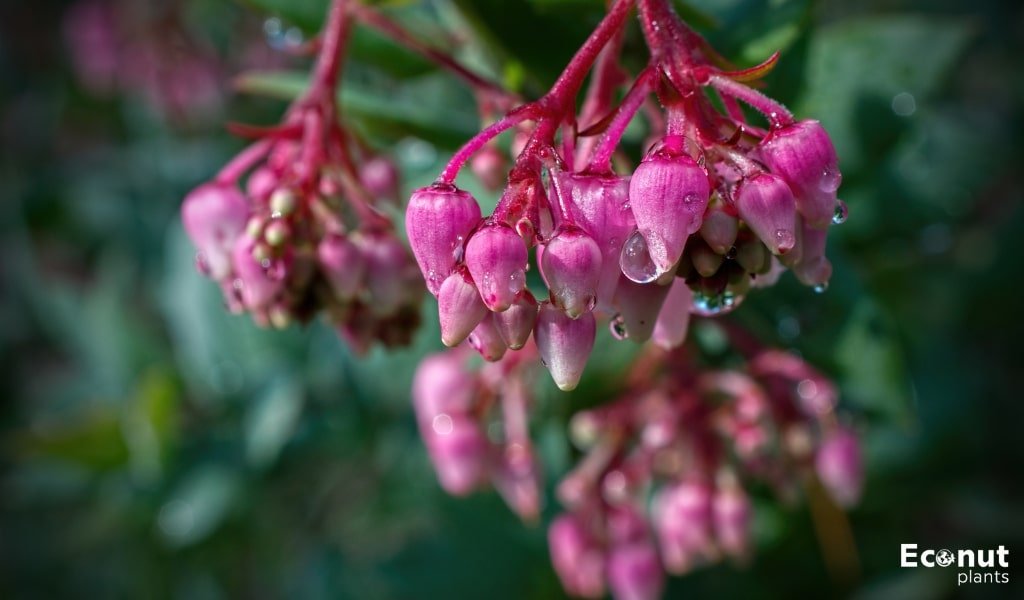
834;301;915;423
245;377;304;469
797;16;974;174
158;466;241;548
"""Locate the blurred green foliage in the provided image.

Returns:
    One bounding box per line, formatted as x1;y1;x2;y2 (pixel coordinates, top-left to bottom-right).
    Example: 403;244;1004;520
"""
1;0;1022;598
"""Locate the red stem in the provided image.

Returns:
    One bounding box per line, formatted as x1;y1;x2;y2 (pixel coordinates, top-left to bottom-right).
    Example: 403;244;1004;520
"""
709;74;794;127
309;0;352;99
587;67;655;173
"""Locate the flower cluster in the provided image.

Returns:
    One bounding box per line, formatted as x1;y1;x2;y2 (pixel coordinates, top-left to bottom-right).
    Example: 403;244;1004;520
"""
406;0;846;390
412;343;543;521
181;1;422;351
413;342;864;600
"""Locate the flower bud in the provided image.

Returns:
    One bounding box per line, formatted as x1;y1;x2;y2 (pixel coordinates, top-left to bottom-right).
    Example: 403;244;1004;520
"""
607;540;665;600
735;173;798;256
493;444;542;522
357;233;418;317
317;233;365;300
653;480;714;574
713;485;752;559
465;223;528;312
360;156;400;204
535;302;596;391
700;202;739;255
613;277;672;343
468;315;508;362
690;240;724;277
494;290;538;350
548;514;606;598
424;414;488;496
551;172;635;310
542;226;603;318
792;221;832;288
627;150;710;279
246;168;277;204
438;268;488;347
182;183;250;280
231;237;283;310
470;144;507;191
816;427;864;507
652;279;693;350
412;351;475;429
758;120;841;229
406;185;482;295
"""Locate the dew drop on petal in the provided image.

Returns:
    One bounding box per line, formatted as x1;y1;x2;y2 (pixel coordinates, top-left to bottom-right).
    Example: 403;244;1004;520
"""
832;200;849;225
774;229;796;253
509;270;526;294
620;229;659;283
609;313;629;340
813;282;829;294
819;167;842;194
691;289;744;316
432;413;454;435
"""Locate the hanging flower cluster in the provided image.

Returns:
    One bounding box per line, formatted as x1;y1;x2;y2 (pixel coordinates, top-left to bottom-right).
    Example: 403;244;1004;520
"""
413;341;864;600
406;0;846;389
180;0;424;351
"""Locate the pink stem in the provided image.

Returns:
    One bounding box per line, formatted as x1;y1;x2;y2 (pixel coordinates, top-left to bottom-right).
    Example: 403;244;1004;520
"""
587;68;654;173
215;139;273;184
437;106;536;184
708;74;793;126
309;0;352;98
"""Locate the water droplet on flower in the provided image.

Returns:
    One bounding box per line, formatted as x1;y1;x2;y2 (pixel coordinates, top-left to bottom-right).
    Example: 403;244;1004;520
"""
813;282;829;294
452;235;465;263
774;229;796;253
726;246;738;260
819;166;841;193
832;200;849;225
509;270;526;294
620;229;659;283
691;289;744;316
432;413;454;435
683;192;701;211
609;314;629;340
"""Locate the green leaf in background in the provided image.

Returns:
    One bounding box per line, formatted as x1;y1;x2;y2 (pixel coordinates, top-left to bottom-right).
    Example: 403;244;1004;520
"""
157;465;242;548
234;70;478;147
797;17;974;174
245;377;304;469
834;301;915;424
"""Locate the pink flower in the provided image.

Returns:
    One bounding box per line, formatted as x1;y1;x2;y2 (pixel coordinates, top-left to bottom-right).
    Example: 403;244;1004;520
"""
758;120;841;230
735;173;799;256
816;427;864;507
406;185;482;295
542;226;603;318
464;223;528;312
182;183;249;280
535;302;596;391
548;514;606;598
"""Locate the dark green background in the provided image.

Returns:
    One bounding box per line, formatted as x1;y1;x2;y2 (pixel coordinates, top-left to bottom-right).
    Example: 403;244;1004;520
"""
1;0;1021;597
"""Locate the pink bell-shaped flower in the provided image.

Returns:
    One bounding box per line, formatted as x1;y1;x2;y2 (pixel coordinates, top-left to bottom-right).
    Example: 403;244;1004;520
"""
652;480;715;574
627;150;710;280
652;279;693;350
541;226;603;318
612;277;673;343
712;484;752;559
231;236;283;310
464;222;528;312
317;233;365;301
607;540;665;600
735;173;799;256
182;182;250;279
356;232;418;317
552;172;635;311
437;268;488;347
405;184;482;295
424;414;488;496
816;426;864;507
535;302;596;391
467;315;508;362
758;119;841;230
494;290;538;350
548;513;606;599
412;351;475;429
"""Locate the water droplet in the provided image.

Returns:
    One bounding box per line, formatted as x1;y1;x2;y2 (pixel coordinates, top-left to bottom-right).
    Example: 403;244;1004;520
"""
683;192;702;211
691;289;744;316
432;413;454;435
452;235;465;263
509;270;526;294
774;229;796;253
813;282;829;294
609;314;629;340
819;166;841;194
620;229;658;283
832;200;848;225
725;246;738;260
